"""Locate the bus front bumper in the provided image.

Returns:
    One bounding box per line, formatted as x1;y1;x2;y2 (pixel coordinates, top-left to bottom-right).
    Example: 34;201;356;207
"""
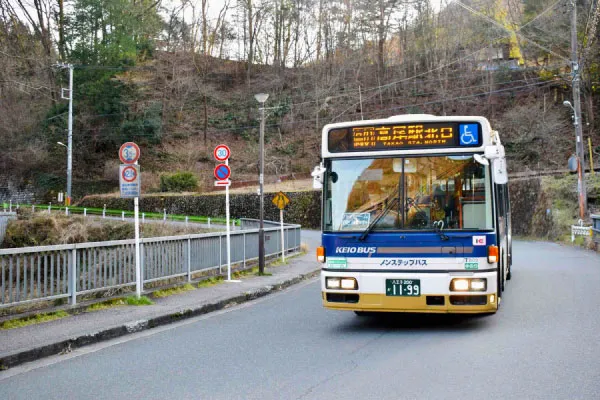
322;292;498;314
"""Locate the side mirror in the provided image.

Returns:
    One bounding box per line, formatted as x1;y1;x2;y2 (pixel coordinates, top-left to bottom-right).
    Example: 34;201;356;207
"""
473;154;489;166
484;145;505;159
492;158;508;184
312;164;325;189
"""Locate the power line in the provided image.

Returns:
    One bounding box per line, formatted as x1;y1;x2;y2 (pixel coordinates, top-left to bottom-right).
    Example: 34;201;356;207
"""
68;79;557;138
453;0;571;63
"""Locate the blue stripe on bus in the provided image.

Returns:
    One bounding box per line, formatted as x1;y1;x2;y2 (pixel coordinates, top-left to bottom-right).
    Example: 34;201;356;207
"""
322;232;496;258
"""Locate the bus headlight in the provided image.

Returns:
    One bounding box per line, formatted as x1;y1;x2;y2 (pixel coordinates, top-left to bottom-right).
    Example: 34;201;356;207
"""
470;279;487;291
341;278;358;290
451;278;470;291
326;277;357;290
326;277;341;289
450;278;487;292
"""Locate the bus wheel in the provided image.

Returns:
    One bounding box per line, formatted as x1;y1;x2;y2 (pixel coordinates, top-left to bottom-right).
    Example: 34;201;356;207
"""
354;311;369;316
498;255;505;293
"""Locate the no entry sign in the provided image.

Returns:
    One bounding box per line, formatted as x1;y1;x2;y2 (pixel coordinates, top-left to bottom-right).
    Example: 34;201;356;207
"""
214;163;231;181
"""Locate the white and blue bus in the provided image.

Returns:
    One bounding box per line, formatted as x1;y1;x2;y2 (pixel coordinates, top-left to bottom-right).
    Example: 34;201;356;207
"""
313;115;511;314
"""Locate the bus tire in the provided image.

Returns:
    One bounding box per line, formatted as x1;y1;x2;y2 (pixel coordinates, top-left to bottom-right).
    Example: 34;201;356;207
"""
498;253;505;293
354;311;372;316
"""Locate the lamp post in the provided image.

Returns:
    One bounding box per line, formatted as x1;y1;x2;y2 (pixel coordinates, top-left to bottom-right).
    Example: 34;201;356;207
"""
563;100;587;219
255;93;269;275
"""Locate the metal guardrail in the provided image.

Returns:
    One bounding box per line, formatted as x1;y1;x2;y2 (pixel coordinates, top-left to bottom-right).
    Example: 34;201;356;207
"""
592;214;600;243
0;222;301;308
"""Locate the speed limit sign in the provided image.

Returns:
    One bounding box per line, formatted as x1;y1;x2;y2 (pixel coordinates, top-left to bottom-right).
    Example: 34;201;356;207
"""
214;144;231;162
119;142;140;164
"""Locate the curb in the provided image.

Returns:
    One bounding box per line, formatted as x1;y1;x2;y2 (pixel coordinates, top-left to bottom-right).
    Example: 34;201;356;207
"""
0;269;320;371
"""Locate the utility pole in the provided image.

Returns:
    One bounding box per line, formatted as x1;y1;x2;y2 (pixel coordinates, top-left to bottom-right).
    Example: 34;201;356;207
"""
255;93;269;275
58;63;74;206
570;0;587;218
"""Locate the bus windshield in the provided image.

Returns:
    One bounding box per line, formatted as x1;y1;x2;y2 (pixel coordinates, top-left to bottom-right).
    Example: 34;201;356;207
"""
323;155;493;232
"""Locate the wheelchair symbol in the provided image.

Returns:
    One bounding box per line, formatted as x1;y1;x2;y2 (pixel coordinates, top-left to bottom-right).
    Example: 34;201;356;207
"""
459;124;478;146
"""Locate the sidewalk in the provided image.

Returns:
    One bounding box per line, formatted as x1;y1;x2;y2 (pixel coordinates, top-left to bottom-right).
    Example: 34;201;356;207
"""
0;233;321;370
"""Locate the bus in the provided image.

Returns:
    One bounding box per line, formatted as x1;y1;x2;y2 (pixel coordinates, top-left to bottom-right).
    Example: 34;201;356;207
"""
312;114;511;315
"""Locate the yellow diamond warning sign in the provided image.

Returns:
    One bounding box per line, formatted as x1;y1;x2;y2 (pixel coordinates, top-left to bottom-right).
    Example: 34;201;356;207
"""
272;191;290;210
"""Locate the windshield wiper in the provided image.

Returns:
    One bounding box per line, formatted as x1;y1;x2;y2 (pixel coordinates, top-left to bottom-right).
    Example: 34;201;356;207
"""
358;197;399;241
433;220;449;241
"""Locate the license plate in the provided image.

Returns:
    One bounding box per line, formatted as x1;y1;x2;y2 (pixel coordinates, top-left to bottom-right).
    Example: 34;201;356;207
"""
386;279;421;296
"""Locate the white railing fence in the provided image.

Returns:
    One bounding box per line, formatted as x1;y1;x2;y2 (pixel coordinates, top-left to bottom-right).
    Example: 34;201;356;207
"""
1;223;301;308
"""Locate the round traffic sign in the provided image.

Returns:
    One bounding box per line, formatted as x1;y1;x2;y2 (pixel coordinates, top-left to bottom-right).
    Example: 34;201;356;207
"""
122;165;138;182
119;142;140;164
214;163;231;181
214;144;231;162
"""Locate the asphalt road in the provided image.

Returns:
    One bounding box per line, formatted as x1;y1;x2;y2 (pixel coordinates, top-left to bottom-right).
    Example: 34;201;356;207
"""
1;239;600;399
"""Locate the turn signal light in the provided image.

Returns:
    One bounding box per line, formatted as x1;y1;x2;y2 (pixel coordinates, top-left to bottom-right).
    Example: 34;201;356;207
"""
317;246;325;263
488;245;499;263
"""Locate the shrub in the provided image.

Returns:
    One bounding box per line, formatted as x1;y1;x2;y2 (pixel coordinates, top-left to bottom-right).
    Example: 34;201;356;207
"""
159;172;198;192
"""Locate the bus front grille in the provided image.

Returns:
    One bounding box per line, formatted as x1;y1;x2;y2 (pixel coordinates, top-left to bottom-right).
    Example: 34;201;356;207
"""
449;295;487;306
326;293;360;303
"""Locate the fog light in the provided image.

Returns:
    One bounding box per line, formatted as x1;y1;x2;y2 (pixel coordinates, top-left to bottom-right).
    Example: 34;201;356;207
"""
451;278;469;291
326;277;341;289
490;294;495;303
470;279;487;291
341;278;358;290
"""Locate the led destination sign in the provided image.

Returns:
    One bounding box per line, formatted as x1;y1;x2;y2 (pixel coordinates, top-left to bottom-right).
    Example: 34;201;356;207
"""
328;122;481;152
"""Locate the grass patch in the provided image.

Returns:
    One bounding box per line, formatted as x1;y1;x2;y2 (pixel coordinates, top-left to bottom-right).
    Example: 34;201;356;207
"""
126;295;154;305
197;276;225;288
0;310;70;330
86;298;127;311
269;258;287;267
541;174;600;241
152;284;195;298
234;267;272;278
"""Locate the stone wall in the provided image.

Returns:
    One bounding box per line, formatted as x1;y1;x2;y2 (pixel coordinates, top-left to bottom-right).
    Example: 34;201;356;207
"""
81;178;550;236
0;176;36;204
508;177;553;237
80;191;323;229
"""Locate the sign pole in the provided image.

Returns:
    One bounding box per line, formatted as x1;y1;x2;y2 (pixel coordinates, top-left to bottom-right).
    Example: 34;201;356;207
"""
214;144;238;283
134;192;141;298
225;158;232;281
280;208;285;262
118;142;142;298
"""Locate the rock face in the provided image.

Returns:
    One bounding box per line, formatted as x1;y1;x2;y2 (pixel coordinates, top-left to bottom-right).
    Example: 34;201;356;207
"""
509;177;555;238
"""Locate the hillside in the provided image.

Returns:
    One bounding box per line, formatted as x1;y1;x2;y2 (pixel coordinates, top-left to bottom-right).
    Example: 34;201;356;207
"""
49;53;590;194
1;0;599;201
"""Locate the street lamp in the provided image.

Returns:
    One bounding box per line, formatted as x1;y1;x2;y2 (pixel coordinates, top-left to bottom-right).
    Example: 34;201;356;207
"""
563;100;587;219
255;93;269;275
